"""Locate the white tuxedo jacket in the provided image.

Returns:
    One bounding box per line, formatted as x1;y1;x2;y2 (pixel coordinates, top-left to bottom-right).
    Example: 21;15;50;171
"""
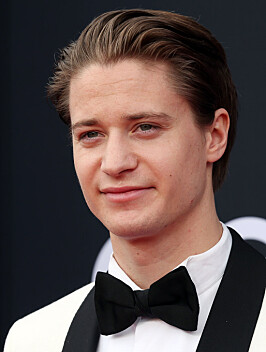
4;229;266;352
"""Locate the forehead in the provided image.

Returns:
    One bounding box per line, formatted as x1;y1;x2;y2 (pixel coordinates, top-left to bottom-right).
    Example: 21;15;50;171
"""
68;59;193;125
70;60;171;95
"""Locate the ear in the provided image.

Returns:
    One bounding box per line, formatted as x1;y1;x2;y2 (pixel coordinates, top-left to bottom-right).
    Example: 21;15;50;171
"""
206;108;230;163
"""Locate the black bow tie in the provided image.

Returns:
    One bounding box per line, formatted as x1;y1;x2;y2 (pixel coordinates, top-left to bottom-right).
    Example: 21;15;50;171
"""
94;266;199;335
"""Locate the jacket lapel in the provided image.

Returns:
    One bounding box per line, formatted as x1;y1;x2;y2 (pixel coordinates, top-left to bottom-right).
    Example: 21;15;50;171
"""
61;229;265;352
62;286;100;352
196;228;266;352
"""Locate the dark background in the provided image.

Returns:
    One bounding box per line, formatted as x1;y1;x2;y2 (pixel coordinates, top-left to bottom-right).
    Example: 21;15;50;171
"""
1;0;265;349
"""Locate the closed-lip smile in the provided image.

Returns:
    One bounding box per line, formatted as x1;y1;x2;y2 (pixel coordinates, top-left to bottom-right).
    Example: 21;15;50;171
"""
100;186;153;202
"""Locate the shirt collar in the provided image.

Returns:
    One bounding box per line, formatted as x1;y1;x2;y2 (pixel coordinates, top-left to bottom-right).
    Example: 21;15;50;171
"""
108;223;232;296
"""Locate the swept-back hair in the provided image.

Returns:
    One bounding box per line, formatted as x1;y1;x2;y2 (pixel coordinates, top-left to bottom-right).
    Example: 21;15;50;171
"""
47;9;238;190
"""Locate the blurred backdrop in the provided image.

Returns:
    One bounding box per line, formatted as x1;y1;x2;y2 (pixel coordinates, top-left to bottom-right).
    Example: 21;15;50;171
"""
1;0;265;349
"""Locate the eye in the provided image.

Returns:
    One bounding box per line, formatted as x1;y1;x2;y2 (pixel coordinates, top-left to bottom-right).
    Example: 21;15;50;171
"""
75;130;105;146
80;130;102;140
133;123;161;138
84;131;100;138
138;124;154;131
136;124;160;134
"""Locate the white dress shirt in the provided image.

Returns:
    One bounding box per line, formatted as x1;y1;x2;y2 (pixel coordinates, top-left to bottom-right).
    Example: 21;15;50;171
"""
97;223;232;352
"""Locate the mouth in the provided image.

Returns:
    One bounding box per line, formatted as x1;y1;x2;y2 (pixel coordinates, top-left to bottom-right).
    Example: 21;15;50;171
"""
100;186;154;203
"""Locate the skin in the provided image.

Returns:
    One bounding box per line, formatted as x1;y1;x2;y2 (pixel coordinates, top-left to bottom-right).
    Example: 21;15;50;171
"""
69;59;230;288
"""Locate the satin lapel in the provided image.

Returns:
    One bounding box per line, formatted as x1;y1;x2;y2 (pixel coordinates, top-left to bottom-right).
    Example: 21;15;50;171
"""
62;286;100;352
196;228;266;352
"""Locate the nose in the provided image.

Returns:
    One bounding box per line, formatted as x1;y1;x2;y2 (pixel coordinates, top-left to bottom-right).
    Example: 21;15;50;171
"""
101;133;138;177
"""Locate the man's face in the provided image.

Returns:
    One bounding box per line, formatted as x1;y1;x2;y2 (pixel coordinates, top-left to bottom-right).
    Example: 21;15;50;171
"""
70;60;211;240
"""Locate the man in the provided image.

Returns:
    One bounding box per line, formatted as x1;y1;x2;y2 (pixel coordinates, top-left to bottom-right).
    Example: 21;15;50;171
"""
4;9;265;352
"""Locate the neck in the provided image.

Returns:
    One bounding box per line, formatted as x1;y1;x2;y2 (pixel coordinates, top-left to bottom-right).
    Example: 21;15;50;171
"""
110;188;222;289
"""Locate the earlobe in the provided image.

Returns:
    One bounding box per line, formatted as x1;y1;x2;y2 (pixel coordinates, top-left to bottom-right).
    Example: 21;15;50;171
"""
206;108;230;163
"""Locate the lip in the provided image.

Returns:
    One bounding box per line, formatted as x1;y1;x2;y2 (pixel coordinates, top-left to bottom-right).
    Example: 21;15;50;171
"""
100;186;153;203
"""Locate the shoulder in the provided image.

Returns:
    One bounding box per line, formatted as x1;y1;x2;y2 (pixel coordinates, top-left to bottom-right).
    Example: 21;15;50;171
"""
249;289;266;352
229;227;266;275
4;283;95;352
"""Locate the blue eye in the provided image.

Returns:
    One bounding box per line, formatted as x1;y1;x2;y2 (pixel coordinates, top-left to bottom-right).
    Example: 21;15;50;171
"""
139;124;154;131
85;131;99;138
78;130;103;143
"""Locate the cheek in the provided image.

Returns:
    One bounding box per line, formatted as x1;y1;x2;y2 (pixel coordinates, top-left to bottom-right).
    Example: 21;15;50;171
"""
73;154;85;184
73;152;96;192
160;143;205;191
74;157;100;214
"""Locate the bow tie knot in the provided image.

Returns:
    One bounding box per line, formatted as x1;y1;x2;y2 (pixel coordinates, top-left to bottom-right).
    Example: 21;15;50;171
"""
134;289;153;318
95;266;199;335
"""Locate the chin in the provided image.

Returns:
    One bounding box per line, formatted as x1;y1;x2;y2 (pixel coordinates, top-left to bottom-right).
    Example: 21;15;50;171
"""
104;217;165;241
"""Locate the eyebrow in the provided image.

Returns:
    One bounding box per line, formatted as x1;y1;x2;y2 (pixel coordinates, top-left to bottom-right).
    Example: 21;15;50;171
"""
123;112;174;121
71;112;174;132
71;119;98;132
